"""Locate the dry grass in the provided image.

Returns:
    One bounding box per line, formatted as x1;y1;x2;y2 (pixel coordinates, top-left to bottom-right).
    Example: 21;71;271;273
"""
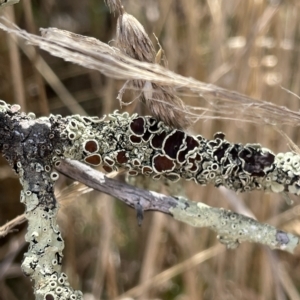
1;1;300;300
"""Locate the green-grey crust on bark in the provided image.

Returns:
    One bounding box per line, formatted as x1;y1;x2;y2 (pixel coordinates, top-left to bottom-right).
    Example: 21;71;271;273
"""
56;159;299;253
0;99;299;299
0;101;83;300
60;110;300;197
170;197;298;253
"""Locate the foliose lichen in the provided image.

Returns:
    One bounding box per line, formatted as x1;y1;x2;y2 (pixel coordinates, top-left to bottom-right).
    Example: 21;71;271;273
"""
58;110;300;196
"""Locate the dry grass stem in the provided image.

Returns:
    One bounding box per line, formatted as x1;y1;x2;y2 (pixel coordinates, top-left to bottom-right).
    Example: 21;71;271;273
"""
17;38;88;116
278;262;300;300
219;187;256;219
115;245;224;299
22;0;49;115
1;19;299;129
91;194;115;298
4;7;26;111
0;215;26;237
138;212;166;299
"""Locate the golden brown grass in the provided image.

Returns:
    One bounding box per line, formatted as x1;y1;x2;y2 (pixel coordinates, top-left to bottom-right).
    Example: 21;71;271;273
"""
1;1;300;300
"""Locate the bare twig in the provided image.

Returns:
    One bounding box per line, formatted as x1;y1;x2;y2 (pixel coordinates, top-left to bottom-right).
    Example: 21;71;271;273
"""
0;169;122;239
55;159;299;253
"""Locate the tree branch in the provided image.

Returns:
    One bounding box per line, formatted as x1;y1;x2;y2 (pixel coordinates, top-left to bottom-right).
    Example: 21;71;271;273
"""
0;98;299;299
0;101;83;300
56;159;299;253
1;2;299;299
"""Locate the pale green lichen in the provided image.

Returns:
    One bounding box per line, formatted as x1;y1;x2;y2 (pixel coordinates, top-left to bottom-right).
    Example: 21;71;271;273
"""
21;180;83;300
1;99;300;300
170;196;299;253
7;114;84;300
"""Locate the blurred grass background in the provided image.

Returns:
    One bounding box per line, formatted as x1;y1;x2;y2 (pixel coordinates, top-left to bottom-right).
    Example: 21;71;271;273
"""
1;0;300;299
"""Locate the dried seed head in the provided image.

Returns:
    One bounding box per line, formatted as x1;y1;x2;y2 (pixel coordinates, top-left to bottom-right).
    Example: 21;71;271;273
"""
115;11;191;129
104;0;123;14
139;80;192;129
116;12;156;63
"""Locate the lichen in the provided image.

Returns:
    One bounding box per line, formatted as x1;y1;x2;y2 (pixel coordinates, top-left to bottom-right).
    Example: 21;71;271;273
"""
0;100;299;300
0;102;83;300
59;111;300;196
170;197;299;252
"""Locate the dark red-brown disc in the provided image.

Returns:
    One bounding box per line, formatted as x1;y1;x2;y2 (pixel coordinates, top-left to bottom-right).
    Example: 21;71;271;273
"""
84;154;102;166
153;154;175;173
103;165;113;173
163;131;185;159
130;117;145;135
130;135;142;144
151;132;166;149
142;166;153;174
84;140;99;153
116;151;128;164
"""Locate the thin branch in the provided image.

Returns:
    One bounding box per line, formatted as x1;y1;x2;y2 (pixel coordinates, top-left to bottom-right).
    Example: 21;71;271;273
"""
56;159;299;253
56;159;177;214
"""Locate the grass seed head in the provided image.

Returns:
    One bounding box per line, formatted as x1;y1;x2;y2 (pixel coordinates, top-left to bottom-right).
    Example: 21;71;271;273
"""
116;12;191;129
116;12;156;63
140;81;193;129
104;0;123;14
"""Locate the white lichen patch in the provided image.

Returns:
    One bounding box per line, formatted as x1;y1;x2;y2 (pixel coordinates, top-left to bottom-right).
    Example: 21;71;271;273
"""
275;152;300;176
0;99;10;113
21;190;39;212
19;168;83;300
22;202;83;300
270;182;284;193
